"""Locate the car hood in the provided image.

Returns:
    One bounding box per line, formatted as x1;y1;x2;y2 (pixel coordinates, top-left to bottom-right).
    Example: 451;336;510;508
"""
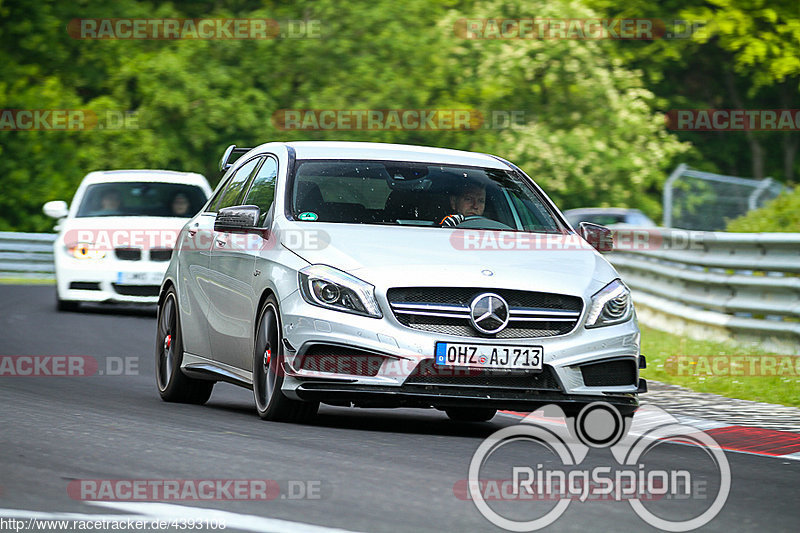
57;216;189;249
278;222;618;297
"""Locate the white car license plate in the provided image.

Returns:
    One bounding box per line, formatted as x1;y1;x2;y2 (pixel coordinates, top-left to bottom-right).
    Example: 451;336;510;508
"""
116;271;164;285
435;342;543;370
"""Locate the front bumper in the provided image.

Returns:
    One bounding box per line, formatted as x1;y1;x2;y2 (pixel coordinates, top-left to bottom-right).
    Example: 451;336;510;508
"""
278;290;642;411
55;253;167;304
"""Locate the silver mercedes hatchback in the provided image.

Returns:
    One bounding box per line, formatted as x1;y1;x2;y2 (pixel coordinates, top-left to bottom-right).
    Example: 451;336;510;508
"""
156;141;644;422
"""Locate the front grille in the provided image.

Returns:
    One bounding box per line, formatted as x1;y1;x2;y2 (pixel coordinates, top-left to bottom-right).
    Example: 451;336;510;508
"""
580;359;637;387
111;284;159;297
297;345;387;377
405;359;561;391
387;287;582;339
115;248;141;261
150;248;173;261
69;282;101;291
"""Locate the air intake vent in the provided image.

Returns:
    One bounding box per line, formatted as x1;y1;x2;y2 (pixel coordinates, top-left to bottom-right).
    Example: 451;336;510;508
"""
580;359;637;387
115;248;141;261
69;282;101;291
150;248;173;261
297;345;387;377
112;284;159;297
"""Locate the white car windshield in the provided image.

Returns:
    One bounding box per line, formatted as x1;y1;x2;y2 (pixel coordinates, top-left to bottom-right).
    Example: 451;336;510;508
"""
290;160;562;232
76;182;208;218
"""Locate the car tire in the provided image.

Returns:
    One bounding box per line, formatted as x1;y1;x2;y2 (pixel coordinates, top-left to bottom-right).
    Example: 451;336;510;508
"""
445;407;497;422
253;295;318;422
155;286;213;404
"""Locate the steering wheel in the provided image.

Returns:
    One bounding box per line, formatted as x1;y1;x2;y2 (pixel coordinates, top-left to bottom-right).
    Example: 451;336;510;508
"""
454;215;513;230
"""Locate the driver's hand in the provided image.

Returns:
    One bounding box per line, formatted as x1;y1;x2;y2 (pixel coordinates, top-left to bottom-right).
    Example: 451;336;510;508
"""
439;214;465;227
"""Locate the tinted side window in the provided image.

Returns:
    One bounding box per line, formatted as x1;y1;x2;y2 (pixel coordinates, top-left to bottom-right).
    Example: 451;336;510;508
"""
214;157;262;211
205;176;232;213
244;157;278;226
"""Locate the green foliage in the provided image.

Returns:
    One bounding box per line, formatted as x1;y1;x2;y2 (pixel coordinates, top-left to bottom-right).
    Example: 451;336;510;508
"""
0;0;739;232
588;0;800;183
726;186;800;232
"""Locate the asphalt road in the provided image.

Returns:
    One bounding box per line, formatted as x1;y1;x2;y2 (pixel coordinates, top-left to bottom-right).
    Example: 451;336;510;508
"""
1;285;798;532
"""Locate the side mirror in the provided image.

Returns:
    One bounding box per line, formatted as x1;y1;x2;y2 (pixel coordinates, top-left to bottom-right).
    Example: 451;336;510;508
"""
215;205;260;232
43;200;69;219
579;222;613;253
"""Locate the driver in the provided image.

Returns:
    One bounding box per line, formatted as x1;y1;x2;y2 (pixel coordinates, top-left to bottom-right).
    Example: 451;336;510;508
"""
439;183;486;226
98;189;122;212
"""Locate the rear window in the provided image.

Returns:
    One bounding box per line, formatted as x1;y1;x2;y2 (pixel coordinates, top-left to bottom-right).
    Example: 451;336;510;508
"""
76;182;208;218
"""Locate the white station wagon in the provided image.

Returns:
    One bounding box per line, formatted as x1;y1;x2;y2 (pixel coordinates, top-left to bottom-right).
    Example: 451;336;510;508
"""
44;170;212;310
155;142;645;423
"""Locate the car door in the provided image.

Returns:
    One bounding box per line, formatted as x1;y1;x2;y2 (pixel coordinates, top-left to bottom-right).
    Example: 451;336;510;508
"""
177;174;237;358
205;156;265;369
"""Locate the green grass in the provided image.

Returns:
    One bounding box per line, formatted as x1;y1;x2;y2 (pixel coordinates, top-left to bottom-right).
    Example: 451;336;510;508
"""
640;324;800;407
0;277;55;285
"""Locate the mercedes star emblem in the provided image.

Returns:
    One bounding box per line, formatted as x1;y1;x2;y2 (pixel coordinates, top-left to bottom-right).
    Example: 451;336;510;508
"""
469;293;509;334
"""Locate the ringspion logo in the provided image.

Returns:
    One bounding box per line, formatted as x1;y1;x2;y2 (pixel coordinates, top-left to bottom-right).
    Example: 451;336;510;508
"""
466;403;730;531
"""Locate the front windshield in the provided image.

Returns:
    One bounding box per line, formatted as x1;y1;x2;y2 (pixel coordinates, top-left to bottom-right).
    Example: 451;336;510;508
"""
290;160;562;233
76;182;208;218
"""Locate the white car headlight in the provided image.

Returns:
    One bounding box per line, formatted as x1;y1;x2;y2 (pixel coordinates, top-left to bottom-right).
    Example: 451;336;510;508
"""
298;265;382;318
66;242;106;260
585;279;632;328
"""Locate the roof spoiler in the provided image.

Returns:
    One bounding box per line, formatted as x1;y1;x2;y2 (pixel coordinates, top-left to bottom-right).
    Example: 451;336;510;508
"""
219;145;254;172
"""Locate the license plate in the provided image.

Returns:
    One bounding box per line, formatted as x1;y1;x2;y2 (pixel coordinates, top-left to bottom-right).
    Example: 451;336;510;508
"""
435;342;543;370
116;271;164;285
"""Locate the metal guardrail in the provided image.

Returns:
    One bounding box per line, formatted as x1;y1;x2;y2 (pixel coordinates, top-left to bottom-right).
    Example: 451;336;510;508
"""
607;228;800;351
0;231;56;279
2;229;799;348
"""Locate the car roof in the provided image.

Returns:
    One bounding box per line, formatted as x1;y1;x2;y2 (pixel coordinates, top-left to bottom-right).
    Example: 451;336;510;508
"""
266;141;509;169
81;169;209;187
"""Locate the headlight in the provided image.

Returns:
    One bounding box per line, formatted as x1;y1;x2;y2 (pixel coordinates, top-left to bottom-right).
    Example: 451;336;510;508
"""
585;279;632;328
67;242;106;260
298;265;382;318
